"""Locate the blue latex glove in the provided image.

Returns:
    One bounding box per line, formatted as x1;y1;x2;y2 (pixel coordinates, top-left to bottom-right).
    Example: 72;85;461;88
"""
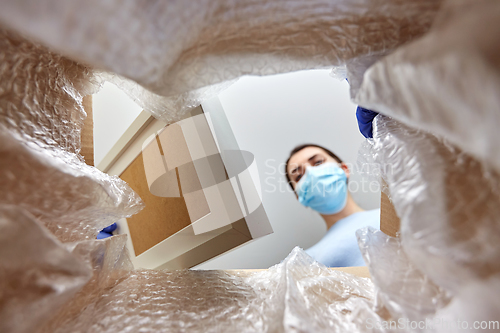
96;223;117;239
356;106;379;138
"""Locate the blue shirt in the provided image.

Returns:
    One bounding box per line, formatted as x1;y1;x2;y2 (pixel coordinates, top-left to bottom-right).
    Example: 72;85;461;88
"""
305;209;380;267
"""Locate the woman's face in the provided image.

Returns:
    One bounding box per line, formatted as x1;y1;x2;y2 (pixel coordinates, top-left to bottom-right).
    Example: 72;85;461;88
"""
287;146;341;190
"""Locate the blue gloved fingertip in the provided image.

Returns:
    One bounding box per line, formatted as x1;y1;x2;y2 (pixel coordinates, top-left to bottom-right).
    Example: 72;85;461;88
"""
356;106;378;138
97;231;113;240
101;223;117;233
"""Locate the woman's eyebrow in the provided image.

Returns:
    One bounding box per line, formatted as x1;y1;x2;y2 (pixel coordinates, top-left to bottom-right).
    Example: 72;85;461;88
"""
290;154;320;176
290;165;302;175
308;154;319;162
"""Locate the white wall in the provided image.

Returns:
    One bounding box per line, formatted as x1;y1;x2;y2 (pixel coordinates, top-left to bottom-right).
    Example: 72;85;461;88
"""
93;82;142;166
195;69;380;269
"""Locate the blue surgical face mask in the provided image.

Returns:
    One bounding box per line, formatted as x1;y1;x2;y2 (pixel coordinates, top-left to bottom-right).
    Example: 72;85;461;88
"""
295;162;348;215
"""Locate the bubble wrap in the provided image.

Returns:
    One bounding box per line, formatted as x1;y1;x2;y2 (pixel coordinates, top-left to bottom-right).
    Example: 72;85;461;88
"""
35;246;377;333
0;205;92;333
0;28;144;242
353;1;500;321
357;115;500;331
0;0;441;122
0;206;381;333
2;0;500;332
351;3;500;326
0;29;97;154
354;0;500;171
357;227;451;324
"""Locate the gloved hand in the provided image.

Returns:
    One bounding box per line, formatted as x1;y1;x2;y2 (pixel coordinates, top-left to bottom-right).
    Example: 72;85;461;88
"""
356;106;379;138
97;223;117;239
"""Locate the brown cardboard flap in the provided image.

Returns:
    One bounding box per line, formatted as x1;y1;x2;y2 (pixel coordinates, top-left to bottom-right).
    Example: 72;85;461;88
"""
81;95;94;166
114;106;272;268
157;219;252;270
380;189;400;237
330;266;370;278
227;266;371;279
120;152;192;256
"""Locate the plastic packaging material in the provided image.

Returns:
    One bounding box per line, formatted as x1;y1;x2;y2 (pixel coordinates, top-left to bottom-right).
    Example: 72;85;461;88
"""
36;247;378;333
0;0;441;121
3;0;500;332
64;234;133;286
0;205;92;333
354;0;500;318
0;129;144;242
0;29;98;154
370;116;500;295
330;65;348;82
356;115;500;331
357;227;451;323
0;29;144;242
346;53;391;98
431;276;500;332
42;235;134;333
354;0;500;172
239;248;378;333
104;73;238;124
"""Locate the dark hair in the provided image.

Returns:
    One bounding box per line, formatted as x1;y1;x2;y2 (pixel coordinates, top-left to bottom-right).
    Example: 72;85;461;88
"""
285;144;343;190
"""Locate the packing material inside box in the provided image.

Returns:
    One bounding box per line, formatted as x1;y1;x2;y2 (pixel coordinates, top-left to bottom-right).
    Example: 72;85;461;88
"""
1;0;500;332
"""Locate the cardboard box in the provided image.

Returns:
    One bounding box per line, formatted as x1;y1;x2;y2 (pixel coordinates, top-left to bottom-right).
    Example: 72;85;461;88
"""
96;104;273;269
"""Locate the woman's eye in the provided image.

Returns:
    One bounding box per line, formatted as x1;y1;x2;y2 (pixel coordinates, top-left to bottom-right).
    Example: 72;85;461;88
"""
296;174;302;182
314;160;323;166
